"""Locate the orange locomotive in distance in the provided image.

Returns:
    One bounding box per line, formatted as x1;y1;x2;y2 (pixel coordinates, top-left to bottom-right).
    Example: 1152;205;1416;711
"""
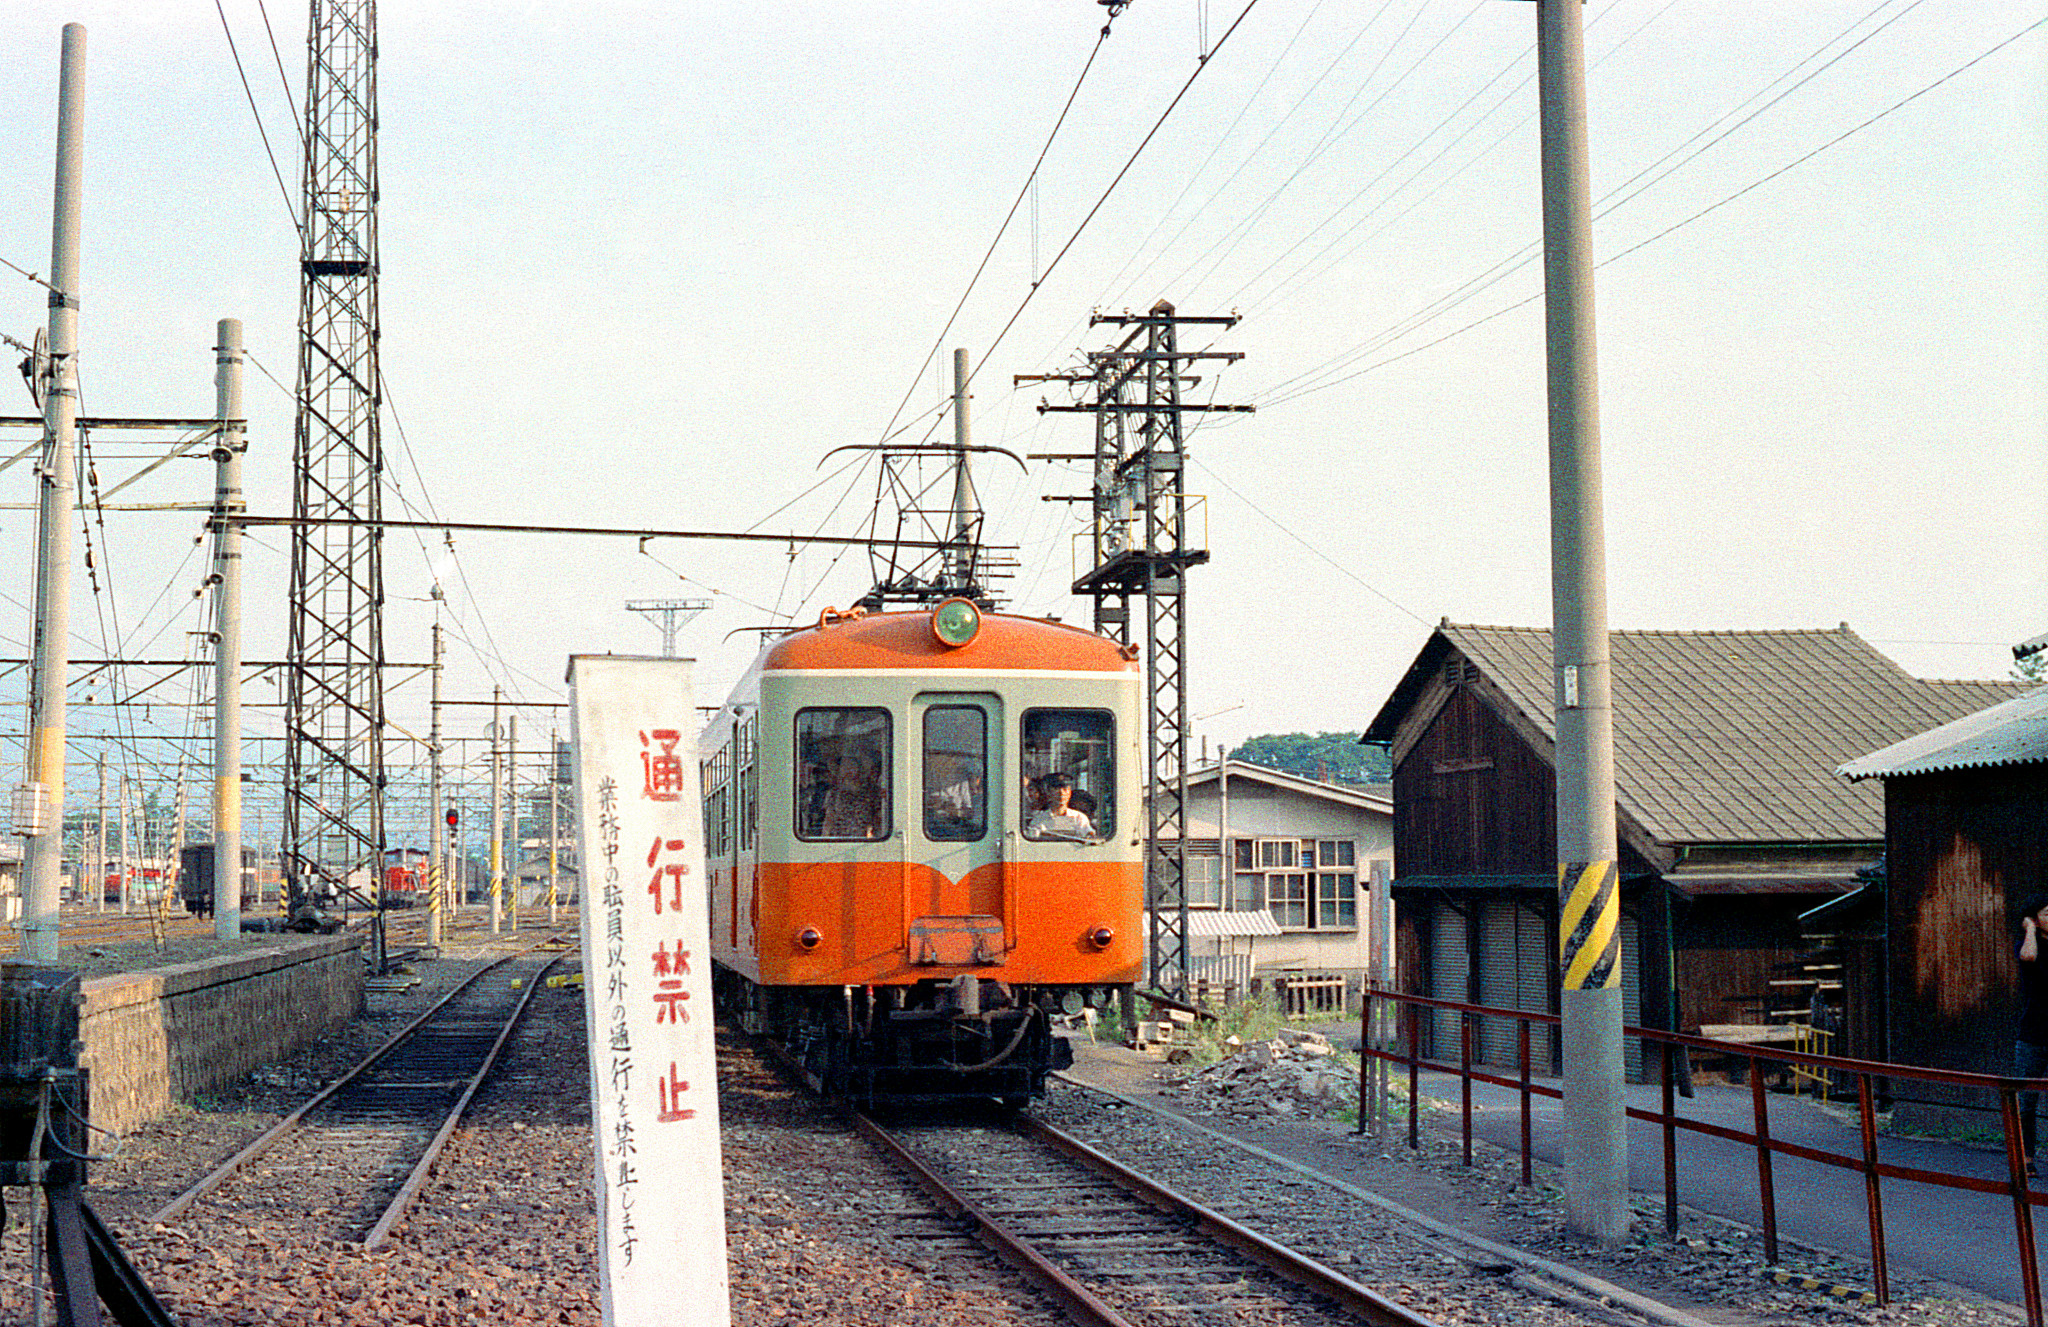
702;597;1143;1107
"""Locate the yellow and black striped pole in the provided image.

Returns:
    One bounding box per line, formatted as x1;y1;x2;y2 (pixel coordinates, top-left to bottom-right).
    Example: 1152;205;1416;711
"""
1559;860;1619;991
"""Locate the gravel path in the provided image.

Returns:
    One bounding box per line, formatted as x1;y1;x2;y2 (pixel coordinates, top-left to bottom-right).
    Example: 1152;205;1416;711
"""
0;958;2024;1327
1055;1037;2026;1327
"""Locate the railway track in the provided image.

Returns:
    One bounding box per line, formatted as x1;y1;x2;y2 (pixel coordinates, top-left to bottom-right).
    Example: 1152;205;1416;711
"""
857;1110;1444;1327
148;941;571;1249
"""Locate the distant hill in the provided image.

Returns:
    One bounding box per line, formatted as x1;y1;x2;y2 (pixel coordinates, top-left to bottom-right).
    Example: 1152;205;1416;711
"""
1227;732;1389;785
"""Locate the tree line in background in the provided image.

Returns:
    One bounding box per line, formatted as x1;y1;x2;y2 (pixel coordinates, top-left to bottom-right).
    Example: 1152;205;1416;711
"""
1226;731;1390;786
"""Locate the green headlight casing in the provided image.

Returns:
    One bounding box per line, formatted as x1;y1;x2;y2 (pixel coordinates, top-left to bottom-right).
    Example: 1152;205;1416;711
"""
931;598;981;648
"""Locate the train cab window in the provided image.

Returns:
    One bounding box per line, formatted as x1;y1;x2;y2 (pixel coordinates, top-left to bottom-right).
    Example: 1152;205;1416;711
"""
923;706;987;841
796;708;892;841
1021;709;1113;842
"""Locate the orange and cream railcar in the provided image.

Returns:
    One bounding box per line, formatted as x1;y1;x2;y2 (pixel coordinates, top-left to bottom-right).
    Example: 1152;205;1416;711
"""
702;598;1142;1106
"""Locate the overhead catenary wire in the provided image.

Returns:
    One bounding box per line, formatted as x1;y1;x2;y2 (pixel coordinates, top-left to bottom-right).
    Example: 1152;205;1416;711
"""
212;0;303;237
1252;0;1912;379
874;12;1123;451
959;0;1269;407
1254;6;2047;408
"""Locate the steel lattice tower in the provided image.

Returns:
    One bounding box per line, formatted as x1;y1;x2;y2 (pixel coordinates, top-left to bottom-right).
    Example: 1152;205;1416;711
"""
282;0;386;910
1041;301;1249;996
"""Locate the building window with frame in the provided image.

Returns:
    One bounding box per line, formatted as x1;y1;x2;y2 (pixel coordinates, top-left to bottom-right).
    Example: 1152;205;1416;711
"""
1257;838;1299;869
1228;837;1360;930
1186;854;1223;908
796;708;892;841
1268;872;1309;928
1316;872;1356;929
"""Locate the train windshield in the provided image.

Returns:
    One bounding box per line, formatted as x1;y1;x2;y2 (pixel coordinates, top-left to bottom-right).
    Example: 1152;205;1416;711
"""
1021;709;1113;841
796;708;892;841
922;706;987;842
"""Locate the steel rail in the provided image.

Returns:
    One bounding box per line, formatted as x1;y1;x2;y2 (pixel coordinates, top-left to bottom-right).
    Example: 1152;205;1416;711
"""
147;937;565;1224
1021;1116;1440;1327
360;950;568;1249
850;1112;1140;1327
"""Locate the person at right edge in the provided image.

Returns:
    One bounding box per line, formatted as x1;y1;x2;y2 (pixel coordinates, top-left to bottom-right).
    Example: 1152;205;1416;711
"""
2018;892;2048;1179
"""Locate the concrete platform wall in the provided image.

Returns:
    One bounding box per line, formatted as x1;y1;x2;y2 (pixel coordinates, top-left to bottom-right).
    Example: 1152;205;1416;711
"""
80;935;363;1135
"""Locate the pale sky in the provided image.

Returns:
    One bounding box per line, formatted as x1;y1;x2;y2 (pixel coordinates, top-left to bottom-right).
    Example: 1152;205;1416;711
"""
0;1;2041;830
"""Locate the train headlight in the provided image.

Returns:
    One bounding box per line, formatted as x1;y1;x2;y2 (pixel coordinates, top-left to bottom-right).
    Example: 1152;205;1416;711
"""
1088;926;1115;950
796;926;823;951
930;597;981;648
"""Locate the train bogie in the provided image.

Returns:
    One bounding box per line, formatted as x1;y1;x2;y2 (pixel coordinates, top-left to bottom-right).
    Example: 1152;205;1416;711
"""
702;602;1143;1105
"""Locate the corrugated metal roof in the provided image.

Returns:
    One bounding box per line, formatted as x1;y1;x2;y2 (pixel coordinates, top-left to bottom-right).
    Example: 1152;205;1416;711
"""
1186;909;1284;937
1430;624;2022;845
1838;685;2048;781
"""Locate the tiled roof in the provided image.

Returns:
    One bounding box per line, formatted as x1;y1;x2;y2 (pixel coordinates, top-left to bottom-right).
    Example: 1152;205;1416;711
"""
1838;685;2048;780
1437;624;2025;845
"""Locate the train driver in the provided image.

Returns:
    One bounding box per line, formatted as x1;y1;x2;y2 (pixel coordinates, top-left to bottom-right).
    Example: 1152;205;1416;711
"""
1025;772;1096;841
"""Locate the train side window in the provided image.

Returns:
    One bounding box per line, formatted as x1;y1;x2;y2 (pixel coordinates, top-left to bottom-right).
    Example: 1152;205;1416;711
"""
739;716;759;850
1021;708;1113;841
923;706;987;842
795;708;892;841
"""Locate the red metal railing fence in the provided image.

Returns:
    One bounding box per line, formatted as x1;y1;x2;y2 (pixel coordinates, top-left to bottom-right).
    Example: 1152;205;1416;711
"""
1359;987;2048;1326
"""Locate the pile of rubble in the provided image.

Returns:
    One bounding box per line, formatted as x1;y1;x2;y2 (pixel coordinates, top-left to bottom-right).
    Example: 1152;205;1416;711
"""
1163;1027;1361;1119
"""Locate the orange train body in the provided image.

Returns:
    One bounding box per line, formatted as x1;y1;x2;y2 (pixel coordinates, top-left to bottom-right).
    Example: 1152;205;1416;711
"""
700;602;1144;1105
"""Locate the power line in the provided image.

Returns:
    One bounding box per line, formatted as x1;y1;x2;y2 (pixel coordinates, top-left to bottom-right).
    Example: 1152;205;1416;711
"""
968;0;1269;392
1600;12;2048;267
1257;7;2046;407
225;514;1012;552
212;0;302;236
0;254;61;295
1190;457;1429;626
876;14;1122;450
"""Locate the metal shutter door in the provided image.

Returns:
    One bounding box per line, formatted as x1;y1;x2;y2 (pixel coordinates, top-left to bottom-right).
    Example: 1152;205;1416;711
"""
1622;908;1643;1081
1517;899;1558;1074
1430;901;1468;1063
1477;900;1519;1068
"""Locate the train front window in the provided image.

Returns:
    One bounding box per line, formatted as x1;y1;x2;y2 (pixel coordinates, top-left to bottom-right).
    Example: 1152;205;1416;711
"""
796;708;892;841
1021;708;1113;841
923;706;987;842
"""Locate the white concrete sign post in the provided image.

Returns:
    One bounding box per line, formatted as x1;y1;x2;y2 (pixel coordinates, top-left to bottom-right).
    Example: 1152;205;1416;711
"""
569;655;730;1327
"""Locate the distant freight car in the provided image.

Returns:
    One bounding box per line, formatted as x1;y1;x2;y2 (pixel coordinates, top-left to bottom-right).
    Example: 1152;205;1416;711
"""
705;599;1143;1108
179;844;260;917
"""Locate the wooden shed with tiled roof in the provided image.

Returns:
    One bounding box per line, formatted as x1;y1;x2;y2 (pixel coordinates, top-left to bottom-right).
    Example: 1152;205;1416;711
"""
1361;622;2021;1074
1839;685;2048;1127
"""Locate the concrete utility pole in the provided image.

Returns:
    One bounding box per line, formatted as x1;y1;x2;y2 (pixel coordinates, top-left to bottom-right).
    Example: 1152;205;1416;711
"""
489;688;503;934
117;772;130;913
548;730;560;927
1537;0;1628;1246
427;621;443;949
94;756;106;912
20;24;86;963
507;714;519;932
213;318;247;940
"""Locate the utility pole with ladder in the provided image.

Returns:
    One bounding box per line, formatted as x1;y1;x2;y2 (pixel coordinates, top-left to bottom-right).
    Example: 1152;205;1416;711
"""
1026;301;1251;997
